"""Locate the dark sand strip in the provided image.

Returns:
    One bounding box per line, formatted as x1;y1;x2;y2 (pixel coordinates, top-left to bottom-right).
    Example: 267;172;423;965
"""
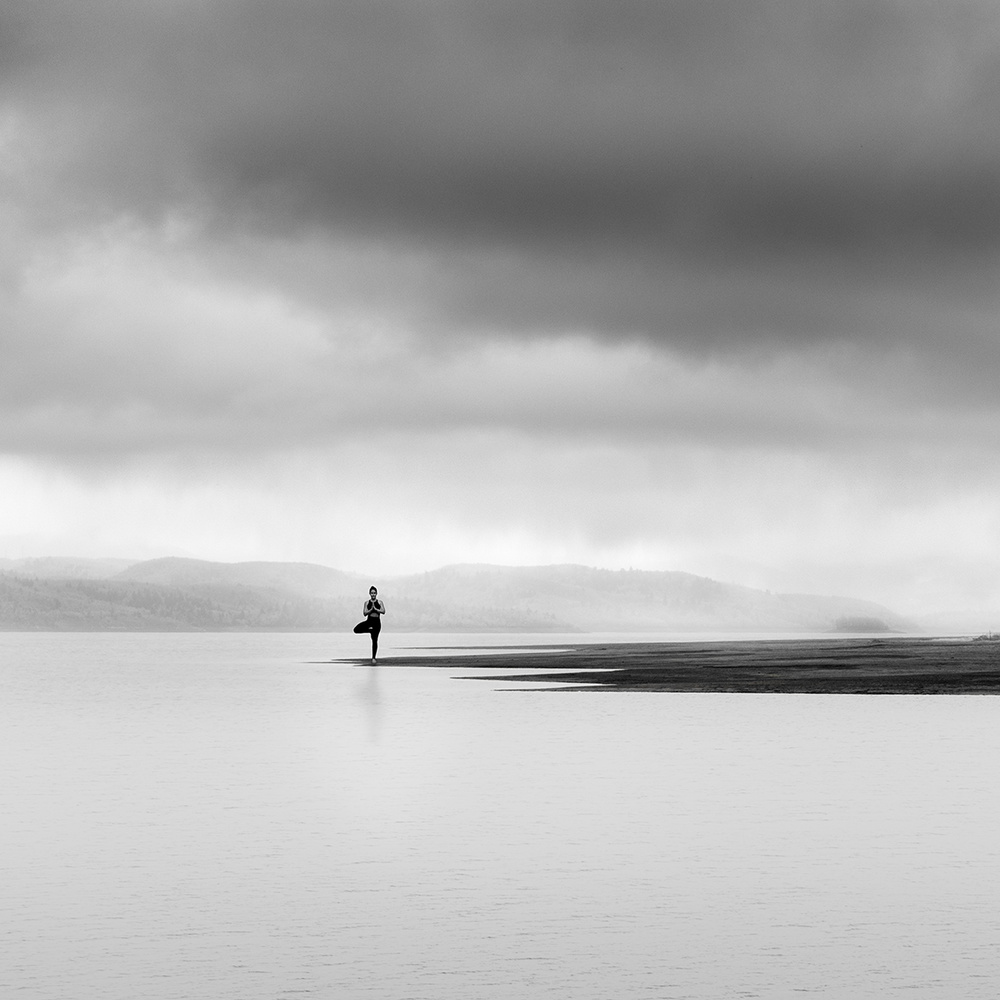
386;636;1000;693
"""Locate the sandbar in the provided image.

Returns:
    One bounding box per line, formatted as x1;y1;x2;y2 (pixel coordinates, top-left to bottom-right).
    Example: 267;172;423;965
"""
388;636;1000;693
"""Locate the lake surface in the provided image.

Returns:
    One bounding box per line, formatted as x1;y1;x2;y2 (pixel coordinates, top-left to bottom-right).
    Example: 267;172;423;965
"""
3;631;999;999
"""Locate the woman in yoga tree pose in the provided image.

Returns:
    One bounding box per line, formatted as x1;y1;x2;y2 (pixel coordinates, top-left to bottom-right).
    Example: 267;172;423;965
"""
353;586;385;663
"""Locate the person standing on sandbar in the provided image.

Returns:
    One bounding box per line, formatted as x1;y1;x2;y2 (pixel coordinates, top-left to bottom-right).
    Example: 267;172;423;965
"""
353;586;385;663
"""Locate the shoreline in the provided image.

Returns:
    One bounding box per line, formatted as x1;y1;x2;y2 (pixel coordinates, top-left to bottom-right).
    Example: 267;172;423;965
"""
383;636;1000;693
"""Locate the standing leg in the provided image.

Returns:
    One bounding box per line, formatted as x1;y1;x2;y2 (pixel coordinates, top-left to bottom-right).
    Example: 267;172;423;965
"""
370;620;380;661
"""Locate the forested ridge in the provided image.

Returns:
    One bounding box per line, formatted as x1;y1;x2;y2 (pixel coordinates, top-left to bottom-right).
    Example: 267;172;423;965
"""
0;557;912;632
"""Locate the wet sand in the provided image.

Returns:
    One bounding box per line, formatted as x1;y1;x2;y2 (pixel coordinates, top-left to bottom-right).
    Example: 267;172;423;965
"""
389;636;1000;693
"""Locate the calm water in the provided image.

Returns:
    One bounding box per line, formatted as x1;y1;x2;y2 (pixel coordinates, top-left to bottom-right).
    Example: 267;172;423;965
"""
2;632;999;999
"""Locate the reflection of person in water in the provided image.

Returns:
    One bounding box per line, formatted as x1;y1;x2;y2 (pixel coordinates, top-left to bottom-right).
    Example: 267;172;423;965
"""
353;586;385;663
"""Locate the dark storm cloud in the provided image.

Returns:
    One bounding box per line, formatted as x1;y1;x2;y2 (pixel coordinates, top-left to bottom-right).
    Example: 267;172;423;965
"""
5;0;1000;346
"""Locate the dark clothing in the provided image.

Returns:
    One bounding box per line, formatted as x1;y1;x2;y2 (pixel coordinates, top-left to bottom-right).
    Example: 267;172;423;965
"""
354;596;384;659
353;615;381;658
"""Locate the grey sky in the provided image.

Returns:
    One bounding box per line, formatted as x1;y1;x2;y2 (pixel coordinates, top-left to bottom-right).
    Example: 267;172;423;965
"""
1;1;999;625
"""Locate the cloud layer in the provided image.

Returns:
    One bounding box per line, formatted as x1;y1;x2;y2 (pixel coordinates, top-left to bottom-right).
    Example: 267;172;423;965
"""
8;0;1000;343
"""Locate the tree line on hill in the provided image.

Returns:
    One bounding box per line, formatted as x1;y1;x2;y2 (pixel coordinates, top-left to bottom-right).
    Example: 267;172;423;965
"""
0;557;912;633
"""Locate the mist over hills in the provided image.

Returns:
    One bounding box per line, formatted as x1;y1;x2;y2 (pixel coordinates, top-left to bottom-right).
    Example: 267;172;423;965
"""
0;557;136;579
0;556;915;633
115;558;360;598
391;564;914;633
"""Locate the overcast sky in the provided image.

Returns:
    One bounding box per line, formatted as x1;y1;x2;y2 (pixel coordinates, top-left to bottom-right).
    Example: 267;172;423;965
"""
2;0;999;624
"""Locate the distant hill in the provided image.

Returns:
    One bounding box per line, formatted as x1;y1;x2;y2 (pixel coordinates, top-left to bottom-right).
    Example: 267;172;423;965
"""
0;557;915;633
389;564;914;633
0;557;135;579
0;574;357;631
116;557;362;597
